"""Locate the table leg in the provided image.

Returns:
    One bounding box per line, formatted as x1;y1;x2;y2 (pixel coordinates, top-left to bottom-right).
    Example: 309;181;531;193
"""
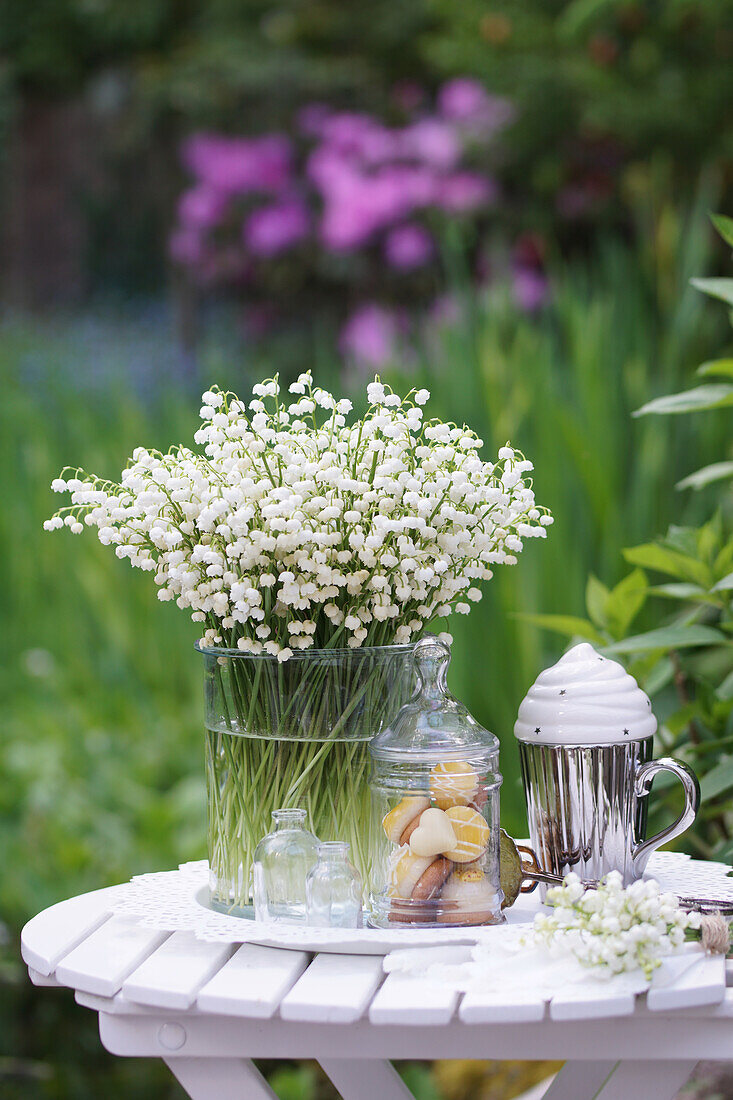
591;1060;697;1100
164;1056;278;1100
539;1061;617;1100
319;1058;415;1100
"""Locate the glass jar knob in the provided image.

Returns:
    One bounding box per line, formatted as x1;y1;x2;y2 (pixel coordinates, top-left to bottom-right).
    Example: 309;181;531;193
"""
413;635;451;702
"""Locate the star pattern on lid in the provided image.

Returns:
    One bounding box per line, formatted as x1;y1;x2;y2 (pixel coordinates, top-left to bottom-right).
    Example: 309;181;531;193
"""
559;689;566;696
534;727;541;734
623;728;630;736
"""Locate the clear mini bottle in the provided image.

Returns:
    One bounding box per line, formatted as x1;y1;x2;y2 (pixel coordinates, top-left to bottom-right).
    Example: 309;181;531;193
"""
252;808;319;923
306;842;363;928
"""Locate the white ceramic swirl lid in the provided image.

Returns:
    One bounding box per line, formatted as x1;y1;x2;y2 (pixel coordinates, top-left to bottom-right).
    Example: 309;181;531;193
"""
514;642;657;745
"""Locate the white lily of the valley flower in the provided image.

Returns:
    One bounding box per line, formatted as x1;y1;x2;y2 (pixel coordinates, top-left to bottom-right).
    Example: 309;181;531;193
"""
46;374;552;658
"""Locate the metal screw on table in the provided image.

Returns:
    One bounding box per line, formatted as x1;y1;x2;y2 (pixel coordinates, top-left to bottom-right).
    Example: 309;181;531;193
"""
158;1023;187;1051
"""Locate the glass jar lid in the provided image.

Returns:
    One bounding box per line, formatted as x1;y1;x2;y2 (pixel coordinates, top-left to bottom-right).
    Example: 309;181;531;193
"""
370;635;499;765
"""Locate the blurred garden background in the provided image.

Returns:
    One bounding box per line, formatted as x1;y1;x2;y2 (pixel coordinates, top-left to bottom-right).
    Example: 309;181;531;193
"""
2;1;733;1097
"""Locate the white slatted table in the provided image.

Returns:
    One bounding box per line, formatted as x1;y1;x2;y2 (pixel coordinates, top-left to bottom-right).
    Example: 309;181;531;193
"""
21;883;733;1100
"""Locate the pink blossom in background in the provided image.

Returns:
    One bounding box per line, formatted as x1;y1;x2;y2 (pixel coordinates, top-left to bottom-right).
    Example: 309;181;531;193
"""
244;197;310;256
437;171;497;212
311;147;441;251
317;112;397;164
339;303;403;368
437;78;515;134
181;133;293;195
173;76;511;284
300;101;499;252
384;223;434;269
438;78;491;121
512;267;549;312
177;185;229;229
306;145;351;190
381;164;437;207
402;118;461;168
316;160;422;250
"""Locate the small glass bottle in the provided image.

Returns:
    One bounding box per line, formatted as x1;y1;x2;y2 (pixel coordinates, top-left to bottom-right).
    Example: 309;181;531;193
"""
306;842;363;928
252;808;319;923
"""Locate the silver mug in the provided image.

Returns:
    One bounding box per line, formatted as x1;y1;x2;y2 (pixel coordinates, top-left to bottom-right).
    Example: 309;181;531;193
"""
518;737;700;887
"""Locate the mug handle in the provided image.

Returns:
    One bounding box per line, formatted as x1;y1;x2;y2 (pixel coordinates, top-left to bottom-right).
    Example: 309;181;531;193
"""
632;757;700;877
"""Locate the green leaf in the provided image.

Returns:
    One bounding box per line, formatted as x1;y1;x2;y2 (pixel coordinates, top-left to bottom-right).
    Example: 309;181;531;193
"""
633;383;733;417
649;582;710;600
715;539;733;578
604;624;728;656
718;669;733;701
677;462;733;491
690;277;733;307
700;758;733;801
697;358;733;380
623;543;711;587
711;213;733;250
664;525;703;557
649;583;722;609
698;511;724;562
557;0;615;38
661;701;701;738
606;568;647;637
713;573;733;592
585;574;609;629
516;613;605;645
643;656;675;696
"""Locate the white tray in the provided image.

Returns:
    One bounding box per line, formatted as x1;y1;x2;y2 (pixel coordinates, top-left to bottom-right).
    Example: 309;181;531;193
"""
114;861;539;955
112;852;733;955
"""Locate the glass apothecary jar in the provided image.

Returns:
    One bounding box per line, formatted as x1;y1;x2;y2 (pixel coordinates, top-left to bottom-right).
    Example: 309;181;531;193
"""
369;636;504;928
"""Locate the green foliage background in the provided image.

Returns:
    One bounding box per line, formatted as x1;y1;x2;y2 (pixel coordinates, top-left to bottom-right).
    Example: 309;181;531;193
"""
2;210;732;1094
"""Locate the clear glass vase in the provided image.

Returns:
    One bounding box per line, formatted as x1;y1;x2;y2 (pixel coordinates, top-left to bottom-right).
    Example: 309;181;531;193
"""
200;643;415;916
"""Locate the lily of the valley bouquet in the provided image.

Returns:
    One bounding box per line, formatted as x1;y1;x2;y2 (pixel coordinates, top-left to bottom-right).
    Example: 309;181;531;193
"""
46;372;551;908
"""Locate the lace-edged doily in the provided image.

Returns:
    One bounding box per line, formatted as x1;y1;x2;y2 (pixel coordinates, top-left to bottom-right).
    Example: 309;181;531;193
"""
643;851;733;907
112;860;519;953
111;852;733;955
